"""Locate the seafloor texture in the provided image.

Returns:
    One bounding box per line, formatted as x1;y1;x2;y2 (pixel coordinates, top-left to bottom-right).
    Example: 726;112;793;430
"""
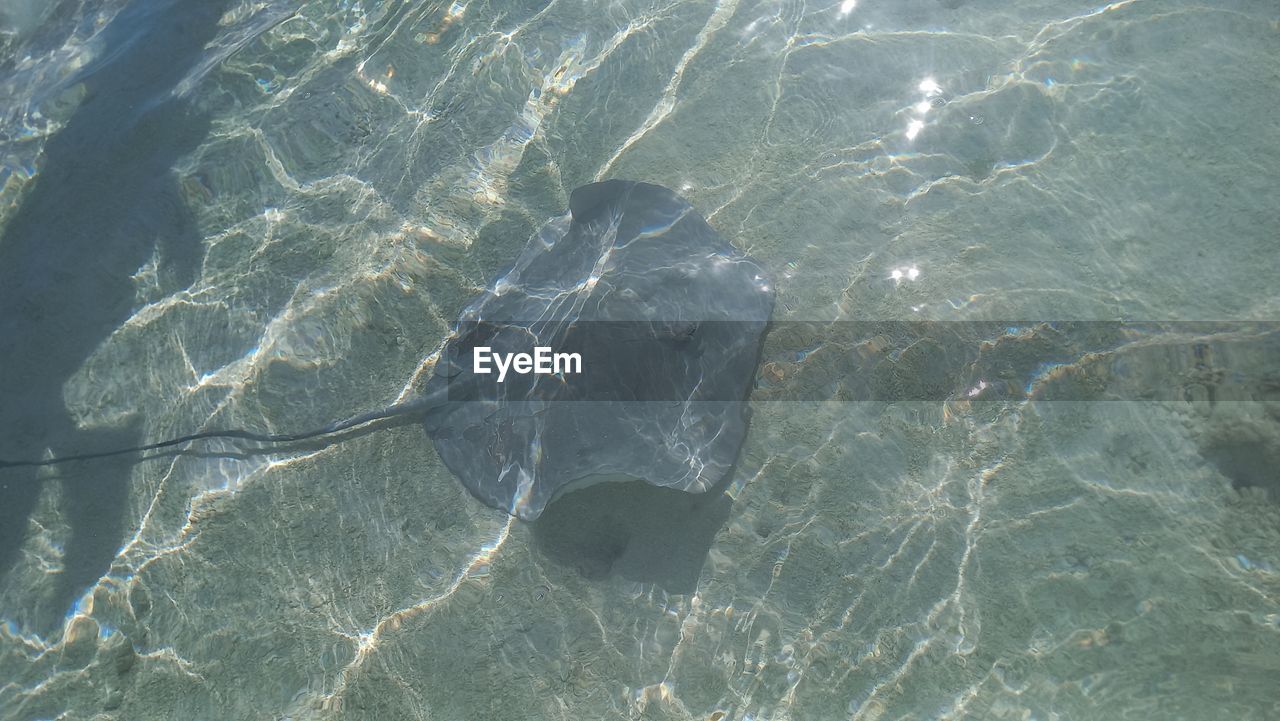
1;0;1278;719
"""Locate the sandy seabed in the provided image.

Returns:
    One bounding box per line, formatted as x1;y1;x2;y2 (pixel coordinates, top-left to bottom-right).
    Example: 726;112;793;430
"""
2;0;1278;718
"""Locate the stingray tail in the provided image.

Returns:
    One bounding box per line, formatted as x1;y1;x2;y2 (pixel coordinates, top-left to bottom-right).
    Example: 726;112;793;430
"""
0;390;447;470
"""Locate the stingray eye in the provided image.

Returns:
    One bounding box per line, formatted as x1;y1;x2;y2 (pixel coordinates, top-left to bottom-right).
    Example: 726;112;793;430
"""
663;321;698;343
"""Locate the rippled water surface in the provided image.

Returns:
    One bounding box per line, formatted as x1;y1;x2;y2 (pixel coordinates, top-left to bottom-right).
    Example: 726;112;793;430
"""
2;0;1279;718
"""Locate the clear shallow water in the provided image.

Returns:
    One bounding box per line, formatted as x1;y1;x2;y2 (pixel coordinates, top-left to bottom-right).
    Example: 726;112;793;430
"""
1;0;1279;718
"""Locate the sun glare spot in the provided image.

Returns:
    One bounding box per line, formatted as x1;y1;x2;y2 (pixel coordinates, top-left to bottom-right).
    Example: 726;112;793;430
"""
838;0;857;17
890;265;921;284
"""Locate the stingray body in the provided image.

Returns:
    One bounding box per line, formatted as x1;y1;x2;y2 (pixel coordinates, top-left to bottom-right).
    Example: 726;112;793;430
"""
1;181;774;521
424;180;774;519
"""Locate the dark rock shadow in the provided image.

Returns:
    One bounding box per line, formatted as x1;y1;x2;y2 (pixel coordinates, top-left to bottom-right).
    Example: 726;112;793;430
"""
530;468;738;593
0;0;233;632
1204;440;1280;502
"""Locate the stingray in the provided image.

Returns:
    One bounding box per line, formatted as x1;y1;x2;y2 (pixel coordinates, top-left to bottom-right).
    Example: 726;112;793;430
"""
0;180;774;520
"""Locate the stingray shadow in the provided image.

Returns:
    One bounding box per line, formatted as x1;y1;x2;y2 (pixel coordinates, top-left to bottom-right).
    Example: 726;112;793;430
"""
529;459;740;593
0;0;234;632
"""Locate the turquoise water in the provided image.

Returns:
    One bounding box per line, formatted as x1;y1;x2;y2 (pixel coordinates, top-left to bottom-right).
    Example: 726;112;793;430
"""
2;0;1279;718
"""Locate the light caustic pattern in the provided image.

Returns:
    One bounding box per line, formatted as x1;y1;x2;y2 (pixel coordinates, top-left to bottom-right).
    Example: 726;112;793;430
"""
2;0;1279;719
